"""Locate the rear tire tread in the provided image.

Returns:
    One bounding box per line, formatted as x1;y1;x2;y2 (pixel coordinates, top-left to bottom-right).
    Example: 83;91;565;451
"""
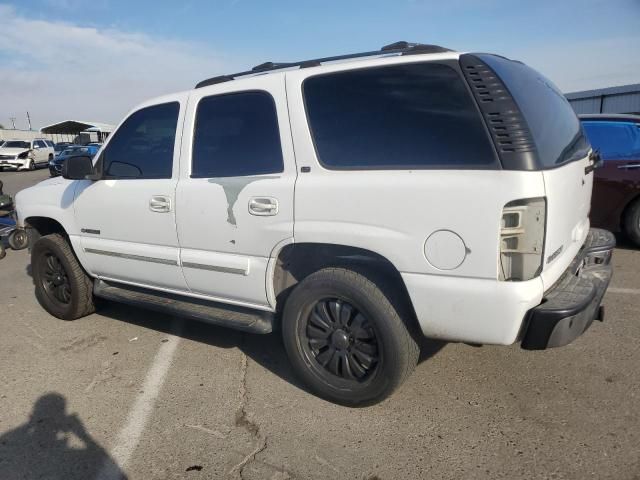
623;199;640;247
282;267;419;406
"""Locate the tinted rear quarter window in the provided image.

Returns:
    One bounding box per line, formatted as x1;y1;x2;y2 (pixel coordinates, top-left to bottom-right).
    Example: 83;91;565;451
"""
478;54;590;168
192;91;283;178
102;102;179;179
582;121;640;160
303;62;497;169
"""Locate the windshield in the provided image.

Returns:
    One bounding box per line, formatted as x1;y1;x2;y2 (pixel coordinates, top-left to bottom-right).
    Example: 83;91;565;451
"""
478;54;590;168
2;141;30;149
61;148;79;155
61;146;90;156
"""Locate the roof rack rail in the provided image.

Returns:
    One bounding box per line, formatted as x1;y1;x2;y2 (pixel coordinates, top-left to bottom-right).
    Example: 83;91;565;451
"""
195;41;452;89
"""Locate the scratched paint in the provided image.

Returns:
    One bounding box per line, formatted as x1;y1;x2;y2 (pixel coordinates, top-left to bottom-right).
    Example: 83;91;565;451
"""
208;176;278;226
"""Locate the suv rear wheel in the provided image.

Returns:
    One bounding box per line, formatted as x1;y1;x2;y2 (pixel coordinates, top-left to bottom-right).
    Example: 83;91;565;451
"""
624;199;640;247
282;268;419;406
32;234;95;320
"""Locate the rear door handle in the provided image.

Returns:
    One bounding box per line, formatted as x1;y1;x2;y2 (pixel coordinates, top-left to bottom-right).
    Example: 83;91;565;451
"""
149;195;171;213
248;197;278;216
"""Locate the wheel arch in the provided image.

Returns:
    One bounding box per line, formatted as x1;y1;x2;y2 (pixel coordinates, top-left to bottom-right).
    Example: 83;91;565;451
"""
25;216;67;245
270;242;419;327
621;193;640;229
24;215;94;277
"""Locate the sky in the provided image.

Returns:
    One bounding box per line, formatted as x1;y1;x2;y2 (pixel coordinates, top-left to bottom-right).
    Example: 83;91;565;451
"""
1;0;639;130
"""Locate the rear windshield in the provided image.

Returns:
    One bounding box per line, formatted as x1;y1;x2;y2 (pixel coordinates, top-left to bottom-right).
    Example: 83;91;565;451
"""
303;62;498;170
478;54;590;168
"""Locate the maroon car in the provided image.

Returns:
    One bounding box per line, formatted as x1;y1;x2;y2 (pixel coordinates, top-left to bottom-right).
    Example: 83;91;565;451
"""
581;114;640;246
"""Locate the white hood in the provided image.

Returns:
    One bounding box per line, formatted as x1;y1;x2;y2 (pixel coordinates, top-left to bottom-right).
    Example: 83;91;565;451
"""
0;147;30;156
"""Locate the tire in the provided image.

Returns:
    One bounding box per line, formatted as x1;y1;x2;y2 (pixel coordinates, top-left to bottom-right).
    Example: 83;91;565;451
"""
28;159;35;171
624;199;640;247
282;267;419;406
31;233;95;320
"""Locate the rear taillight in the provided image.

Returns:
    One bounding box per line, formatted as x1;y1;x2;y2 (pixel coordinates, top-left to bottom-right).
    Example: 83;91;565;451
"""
499;197;546;281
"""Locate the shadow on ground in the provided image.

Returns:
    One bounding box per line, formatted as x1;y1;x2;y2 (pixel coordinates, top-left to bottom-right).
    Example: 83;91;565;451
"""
96;301;447;399
0;393;126;480
613;232;638;252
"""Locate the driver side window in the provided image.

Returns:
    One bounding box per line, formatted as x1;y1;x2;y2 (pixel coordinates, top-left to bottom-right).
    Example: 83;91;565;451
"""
102;102;179;179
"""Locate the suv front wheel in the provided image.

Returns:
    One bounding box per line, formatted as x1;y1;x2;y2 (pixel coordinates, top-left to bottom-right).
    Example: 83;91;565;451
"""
32;233;96;320
282;268;419;406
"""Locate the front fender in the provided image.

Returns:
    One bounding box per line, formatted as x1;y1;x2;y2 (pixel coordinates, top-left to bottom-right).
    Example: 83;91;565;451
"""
15;178;78;232
14;179;94;274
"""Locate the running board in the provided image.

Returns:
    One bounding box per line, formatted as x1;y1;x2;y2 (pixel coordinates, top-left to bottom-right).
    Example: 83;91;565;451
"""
93;279;273;334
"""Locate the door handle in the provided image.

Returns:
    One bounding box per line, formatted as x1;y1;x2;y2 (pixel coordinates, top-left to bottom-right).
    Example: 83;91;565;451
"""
248;197;278;216
617;163;640;170
149;195;171;213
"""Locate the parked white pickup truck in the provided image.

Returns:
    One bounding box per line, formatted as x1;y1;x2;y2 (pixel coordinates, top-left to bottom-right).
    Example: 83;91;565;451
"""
13;42;614;405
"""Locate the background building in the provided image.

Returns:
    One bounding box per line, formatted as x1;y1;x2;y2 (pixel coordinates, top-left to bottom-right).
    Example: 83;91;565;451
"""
0;128;74;143
567;83;640;115
1;120;114;144
40;120;114;143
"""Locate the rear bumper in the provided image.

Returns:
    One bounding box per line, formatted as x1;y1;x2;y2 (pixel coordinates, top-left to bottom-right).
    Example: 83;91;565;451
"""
521;228;615;350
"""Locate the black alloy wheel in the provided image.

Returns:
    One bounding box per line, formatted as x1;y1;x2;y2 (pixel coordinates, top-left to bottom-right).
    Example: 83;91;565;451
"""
39;251;72;305
282;268;419;406
302;298;380;382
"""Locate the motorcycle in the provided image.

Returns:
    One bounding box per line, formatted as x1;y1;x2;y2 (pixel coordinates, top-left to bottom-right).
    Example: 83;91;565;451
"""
0;180;27;259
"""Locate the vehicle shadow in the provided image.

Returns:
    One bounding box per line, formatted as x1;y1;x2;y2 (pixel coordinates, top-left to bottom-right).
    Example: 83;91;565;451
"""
0;393;127;480
97;301;447;396
613;232;638;252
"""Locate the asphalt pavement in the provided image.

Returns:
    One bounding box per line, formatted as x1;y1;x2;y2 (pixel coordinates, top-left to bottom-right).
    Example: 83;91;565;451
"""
0;168;639;479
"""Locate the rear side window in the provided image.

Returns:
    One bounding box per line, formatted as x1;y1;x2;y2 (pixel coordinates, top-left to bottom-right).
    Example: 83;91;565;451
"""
192;91;283;178
477;54;590;168
303;62;497;169
582;121;640;160
102;102;179;179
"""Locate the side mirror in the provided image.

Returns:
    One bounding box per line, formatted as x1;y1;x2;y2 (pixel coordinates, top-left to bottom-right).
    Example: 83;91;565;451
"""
33;145;40;149
62;155;95;180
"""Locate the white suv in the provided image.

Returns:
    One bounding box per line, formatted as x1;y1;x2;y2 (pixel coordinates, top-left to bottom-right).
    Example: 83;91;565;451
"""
0;139;54;170
13;42;614;405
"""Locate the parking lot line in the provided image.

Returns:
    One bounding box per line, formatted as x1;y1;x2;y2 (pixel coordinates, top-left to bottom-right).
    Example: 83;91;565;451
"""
607;287;640;295
96;319;183;480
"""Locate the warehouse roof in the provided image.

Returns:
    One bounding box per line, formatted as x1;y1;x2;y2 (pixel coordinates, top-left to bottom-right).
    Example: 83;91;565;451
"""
40;120;115;135
566;83;640;100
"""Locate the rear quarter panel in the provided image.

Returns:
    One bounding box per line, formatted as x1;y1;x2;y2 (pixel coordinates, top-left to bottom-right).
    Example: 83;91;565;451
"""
285;63;547;280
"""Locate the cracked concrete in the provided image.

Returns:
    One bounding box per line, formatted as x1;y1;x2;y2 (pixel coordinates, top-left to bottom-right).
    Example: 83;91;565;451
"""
230;351;268;479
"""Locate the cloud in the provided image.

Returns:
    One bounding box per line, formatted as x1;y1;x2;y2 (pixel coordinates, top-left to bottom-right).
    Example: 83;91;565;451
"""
0;5;236;129
42;0;109;11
